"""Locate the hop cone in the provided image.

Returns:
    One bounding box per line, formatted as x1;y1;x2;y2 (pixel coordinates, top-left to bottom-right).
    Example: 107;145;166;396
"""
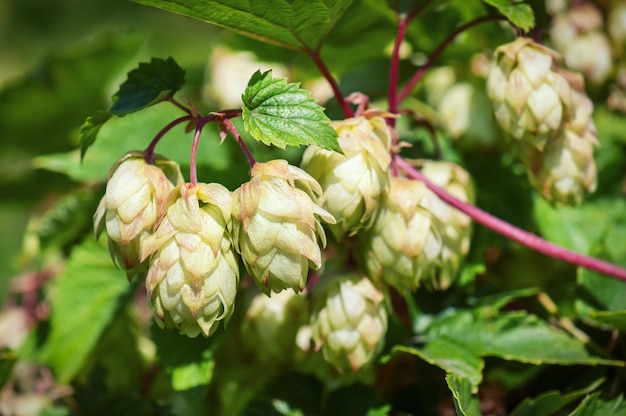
486;37;574;151
523;73;598;205
240;288;309;364
301;111;392;237
310;274;387;373
361;176;443;292
93;152;183;278
418;160;474;290
232;160;335;294
140;183;239;338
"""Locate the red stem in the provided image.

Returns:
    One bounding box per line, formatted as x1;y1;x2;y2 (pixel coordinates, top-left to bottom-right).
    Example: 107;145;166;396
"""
395;157;626;282
221;119;256;168
166;96;193;114
396;15;506;105
388;12;410;119
144;115;194;164
305;49;354;118
189;120;206;184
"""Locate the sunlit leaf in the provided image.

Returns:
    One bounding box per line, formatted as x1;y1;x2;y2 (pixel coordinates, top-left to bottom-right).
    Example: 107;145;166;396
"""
242;70;340;152
131;0;353;52
569;393;626;416
482;0;535;31
510;378;605;416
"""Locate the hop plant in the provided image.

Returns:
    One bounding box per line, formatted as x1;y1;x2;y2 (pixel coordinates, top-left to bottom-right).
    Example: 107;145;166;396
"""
140;182;239;338
418;160;474;290
310;274;387;373
361;176;443;293
486;37;574;151
608;1;626;55
523;73;598;205
301;111;392;237
548;1;613;84
232;159;335;294
240;288;309;364
93;152;183;278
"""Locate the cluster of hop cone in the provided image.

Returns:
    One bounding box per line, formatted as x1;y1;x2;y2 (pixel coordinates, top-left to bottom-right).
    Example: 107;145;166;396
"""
94;36;598;378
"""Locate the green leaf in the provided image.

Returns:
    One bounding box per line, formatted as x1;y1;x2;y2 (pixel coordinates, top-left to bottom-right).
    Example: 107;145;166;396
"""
569;394;626;416
109;57;186;115
41;239;131;383
242;70;340;152
577;267;626;331
510;378;604;416
446;374;482;416
131;0;353;52
481;0;535;31
425;310;623;366
394;339;484;391
80;112;112;159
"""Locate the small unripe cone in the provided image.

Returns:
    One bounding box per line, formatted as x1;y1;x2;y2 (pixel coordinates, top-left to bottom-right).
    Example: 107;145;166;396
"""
141;182;239;338
523;76;598;205
232;159;335;294
486;37;574;151
301;111;392;237
361;176;443;292
310;274;387;373
240;288;309;364
438;83;474;139
418;160;474;290
93;152;183;278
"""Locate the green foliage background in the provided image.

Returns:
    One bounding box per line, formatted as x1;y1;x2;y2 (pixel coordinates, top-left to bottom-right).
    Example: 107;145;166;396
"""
1;0;626;415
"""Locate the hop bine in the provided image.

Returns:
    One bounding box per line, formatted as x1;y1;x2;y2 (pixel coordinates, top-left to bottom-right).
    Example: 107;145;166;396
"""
93;152;183;279
140;182;239;338
232;159;335;295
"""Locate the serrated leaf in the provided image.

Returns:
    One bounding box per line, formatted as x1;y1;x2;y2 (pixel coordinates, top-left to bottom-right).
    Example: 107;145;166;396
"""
41;239;131;383
446;374;482;416
425;310;623;366
131;0;353;52
510;378;605;416
569;394;626;416
482;0;535;31
394;339;484;392
80;112;112;159
242;70;340;152
110;57;185;115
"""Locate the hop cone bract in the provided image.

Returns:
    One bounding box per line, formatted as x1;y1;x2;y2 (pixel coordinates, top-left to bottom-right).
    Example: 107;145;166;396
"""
141;183;239;338
361;176;443;292
486;37;574;151
93;152;183;278
301;111;391;237
310;274;387;373
232;160;335;294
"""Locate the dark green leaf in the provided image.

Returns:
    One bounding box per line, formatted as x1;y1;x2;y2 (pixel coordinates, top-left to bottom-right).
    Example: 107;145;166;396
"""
510;378;604;416
577;267;626;331
109;57;186;115
394;339;484;391
41;239;131;383
569;394;626;416
0;349;17;389
446;374;482;416
242;70;340;152
131;0;353;52
80;112;112;159
481;0;535;31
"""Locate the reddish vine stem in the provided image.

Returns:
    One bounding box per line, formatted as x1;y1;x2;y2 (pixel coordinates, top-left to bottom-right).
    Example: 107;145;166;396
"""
396;14;506;105
395;157;626;282
388;12;410;119
221;118;257;168
189;120;208;184
166;96;193;114
144;115;194;164
305;48;354;118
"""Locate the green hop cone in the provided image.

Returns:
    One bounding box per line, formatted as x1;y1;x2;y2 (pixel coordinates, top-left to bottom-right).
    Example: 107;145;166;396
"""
93;152;183;278
301;110;392;237
361;176;443;292
140;182;239;338
240;288;309;365
232;159;335;295
310;274;387;373
486;37;574;151
523;73;598;205
418;160;474;290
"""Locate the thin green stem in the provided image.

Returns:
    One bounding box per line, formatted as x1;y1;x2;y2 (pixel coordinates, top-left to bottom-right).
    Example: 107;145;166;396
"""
144;115;194;164
396;15;506;105
395;157;626;282
305;49;354;118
